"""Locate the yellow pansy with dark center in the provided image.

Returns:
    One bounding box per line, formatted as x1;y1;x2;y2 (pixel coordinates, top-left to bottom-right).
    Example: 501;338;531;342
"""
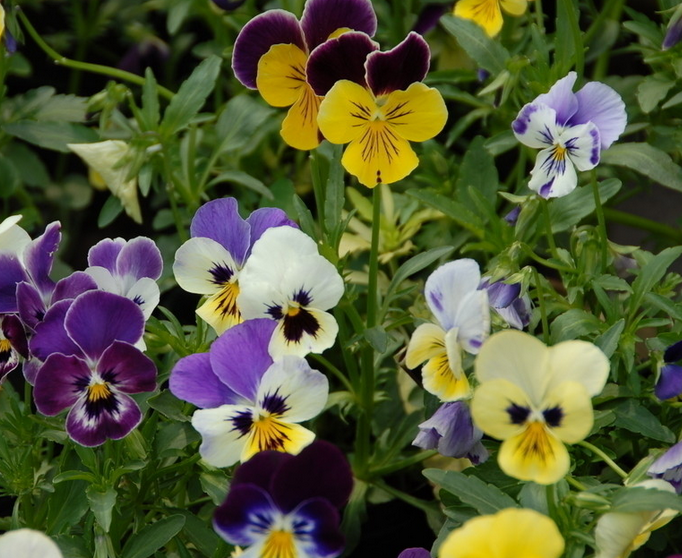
454;0;530;37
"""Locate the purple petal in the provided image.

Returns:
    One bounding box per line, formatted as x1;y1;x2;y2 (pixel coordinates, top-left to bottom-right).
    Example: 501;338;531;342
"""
98;341;157;394
22;357;42;385
87;238;125;270
232;450;294;491
307;32;378;96
0;344;19;382
300;0;377;50
398;549;431;558
572;81;627;149
170;352;243;408
289;498;345;558
190;198;251;268
210;319;276;401
481;280;521;308
232;10;307;89
2;314;28;358
24;222;60;294
245;207;298;251
29;299;81;361
66;390;143;447
64;291;145;361
648;441;682;494
665;341;682;363
115;237;163;281
655;364;682;400
366;32;430;97
52;271;98;303
271;440;353;512
34;353;89;415
17;281;49;331
213;484;278;545
0;254;27;313
663;14;682;50
413;5;448;35
534;72;579;126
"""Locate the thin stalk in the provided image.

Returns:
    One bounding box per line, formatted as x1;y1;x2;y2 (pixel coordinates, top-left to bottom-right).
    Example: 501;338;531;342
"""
309;354;354;393
520;243;575;274
533;267;550;344
591;170;608;271
161;146;189;242
540;198;559;259
17;9;174;101
578;440;628;479
603;208;682;243
372;479;437;516
566;476;588;491
370;450;438;477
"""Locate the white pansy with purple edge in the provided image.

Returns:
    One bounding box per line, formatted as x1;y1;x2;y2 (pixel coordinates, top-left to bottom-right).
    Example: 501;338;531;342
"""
648;440;682;494
85;237;162;320
33;290;156;447
512;71;626;198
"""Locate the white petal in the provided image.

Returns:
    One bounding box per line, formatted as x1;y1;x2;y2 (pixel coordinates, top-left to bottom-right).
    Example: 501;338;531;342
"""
84;266;120;293
0;529;63;558
126;277;160;320
560;122;601;172
191;405;252;467
512;102;561;149
0;215;31;257
173;237;240;295
268;308;339;358
453;290;490;354
528;146;578;198
424;259;481;331
546;339;609;397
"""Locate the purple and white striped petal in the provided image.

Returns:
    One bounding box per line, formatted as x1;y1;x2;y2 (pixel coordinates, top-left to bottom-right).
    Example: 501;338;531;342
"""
560;122;601;171
424;259;481;332
0;254;27;313
365;32;430;97
125;277;160;320
528;145;578;199
213;484;279;546
300;0;377;51
512;103;560;149
232;10;307;89
453;290;490;354
97;341;157;394
534;71;578;126
66;389;143;447
87;238;125;270
170;352;243;409
34;353;90;415
573;81;627;149
648;441;682;493
64;291;145;361
307;32;378;96
24;222;60;295
192;404;254;467
0;215;31;255
115;237;163;281
190;198;252;267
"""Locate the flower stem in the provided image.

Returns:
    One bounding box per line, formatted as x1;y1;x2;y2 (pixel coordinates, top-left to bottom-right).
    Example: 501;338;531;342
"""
309;353;354;393
370;450;438;477
591;171;608;271
533;267;550;344
578;440;628;479
602;208;682;243
540;198;559;260
16;8;174;101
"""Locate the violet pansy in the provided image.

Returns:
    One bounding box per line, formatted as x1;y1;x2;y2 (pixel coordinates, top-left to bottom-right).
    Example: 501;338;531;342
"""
512;71;627;198
654;340;682;400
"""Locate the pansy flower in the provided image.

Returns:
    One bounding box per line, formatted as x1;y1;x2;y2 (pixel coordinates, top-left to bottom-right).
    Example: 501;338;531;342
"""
438;508;565;558
231;0;377;150
398;549;430;558
648;441;682;493
654;340;682;400
471;330;609;484
0;529;63;558
85;237;163;320
237;226;344;358
512;71;627;198
213;441;353;558
0;315;28;382
173;198;297;335
33;291;156;447
453;0;531;37
315;31;448;188
479;278;531;330
405;259;490;402
170;319;329;467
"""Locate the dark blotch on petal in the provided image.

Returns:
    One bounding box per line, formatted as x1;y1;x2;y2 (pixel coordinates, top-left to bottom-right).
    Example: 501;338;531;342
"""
366;32;430;97
261;387;291;415
283;307;320;343
542;406;563;428
507;402;530;425
231;409;255;437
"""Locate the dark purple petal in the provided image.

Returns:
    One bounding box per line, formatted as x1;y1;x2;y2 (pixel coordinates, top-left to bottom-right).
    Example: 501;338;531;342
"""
24;222;60;294
0;254;27;313
98;341;156;394
190;198;252;268
300;0;377;50
17;281;49;332
52;271;98;303
307;32;378;96
290;498;345;558
2;314;28;358
656;364;682;400
534;72;579;126
116;237;163;281
28;299;81;360
665;341;682;363
232;450;294;491
398;549;431;558
170;352;243;408
245;207;298;252
212;0;247;9
87;238;125;271
413;5;448;35
572;81;627;150
65;390;142;447
22;357;42;385
271;440;353;512
504;206;521;225
232;10;307;89
663;12;682;50
214;484;278;545
34;353;90;415
366;32;430;96
481;280;521;308
0;342;19;382
210;319;276;401
64;291;145;361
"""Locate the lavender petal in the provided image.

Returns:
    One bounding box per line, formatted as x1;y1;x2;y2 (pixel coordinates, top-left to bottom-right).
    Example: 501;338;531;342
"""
245;207;298;250
170;352;243;408
573;81;627;149
534;71;579;126
87;238;125;270
24;222;61;295
116;237;163;281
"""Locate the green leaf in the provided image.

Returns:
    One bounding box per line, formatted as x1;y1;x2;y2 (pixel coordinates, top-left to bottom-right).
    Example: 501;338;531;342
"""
440;15;510;75
97;195;124;228
86;486;117;532
324;144;346;243
385;246;455;303
4;143;50;187
215;95;275;155
47;479;89;534
549;178;622;232
364;326;388;353
601;143;682;192
3;121;98;152
177;512;221;557
208;170;273;199
34;93;88;122
637;75;676;113
592;274;633;293
550;309;602;343
199;470;230;505
141;68;160;131
457;136;498;205
160;56;221;136
423;469;517;515
610;485;682;513
122;515;186;558
613;400;676;443
407;189;485;237
645;293;682;321
293;194;318;240
0;154;21;198
594;319;625;358
628;246;682;316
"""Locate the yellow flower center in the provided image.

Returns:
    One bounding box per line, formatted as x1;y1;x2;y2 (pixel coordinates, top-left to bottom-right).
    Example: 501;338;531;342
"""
0;339;11;353
286;306;301;317
87;382;111;402
250;415;293;453
262;529;296;558
553;144;567;161
517;421;555;461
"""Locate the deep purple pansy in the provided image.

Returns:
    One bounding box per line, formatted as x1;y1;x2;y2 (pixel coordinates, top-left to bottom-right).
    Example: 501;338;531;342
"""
512;72;627;198
33;291;156;447
648;440;682;494
655;341;682;400
213;440;353;558
0;315;28;381
397;549;431;558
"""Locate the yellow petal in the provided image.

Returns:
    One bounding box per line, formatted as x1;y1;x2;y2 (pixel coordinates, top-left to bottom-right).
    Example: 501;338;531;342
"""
240;418;315;462
381;83;448;142
0;5;6;42
471;378;532;440
317;80;376;144
196;282;243;335
498;421;570;484
422;353;471;402
500;0;529;16
280;84;323;150
405;323;446;369
454;0;504;37
256;43;309;107
542;381;593;444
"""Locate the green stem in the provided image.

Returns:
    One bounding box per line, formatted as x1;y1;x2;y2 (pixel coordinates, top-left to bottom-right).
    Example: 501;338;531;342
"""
372;479;438;516
370;450;438;477
367;187;382;330
578;440;628;479
566;476;588;491
17;9;174;101
520;243;575;274
309;354;354;393
533;267;550;344
540;198;559;259
603;208;682;243
591;171;608;271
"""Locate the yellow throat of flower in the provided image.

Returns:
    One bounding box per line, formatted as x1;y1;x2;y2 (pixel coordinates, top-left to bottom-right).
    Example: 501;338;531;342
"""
262;529;296;558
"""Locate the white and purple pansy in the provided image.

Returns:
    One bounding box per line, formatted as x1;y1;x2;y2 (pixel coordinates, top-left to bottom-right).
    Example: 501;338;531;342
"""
170;319;329;467
0;315;28;382
479;278;531;330
237;226;345;358
213;440;353;558
648;440;682;493
405;259;490;402
85;237;162;320
33;290;156;447
173;197;297;335
512;71;627;198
